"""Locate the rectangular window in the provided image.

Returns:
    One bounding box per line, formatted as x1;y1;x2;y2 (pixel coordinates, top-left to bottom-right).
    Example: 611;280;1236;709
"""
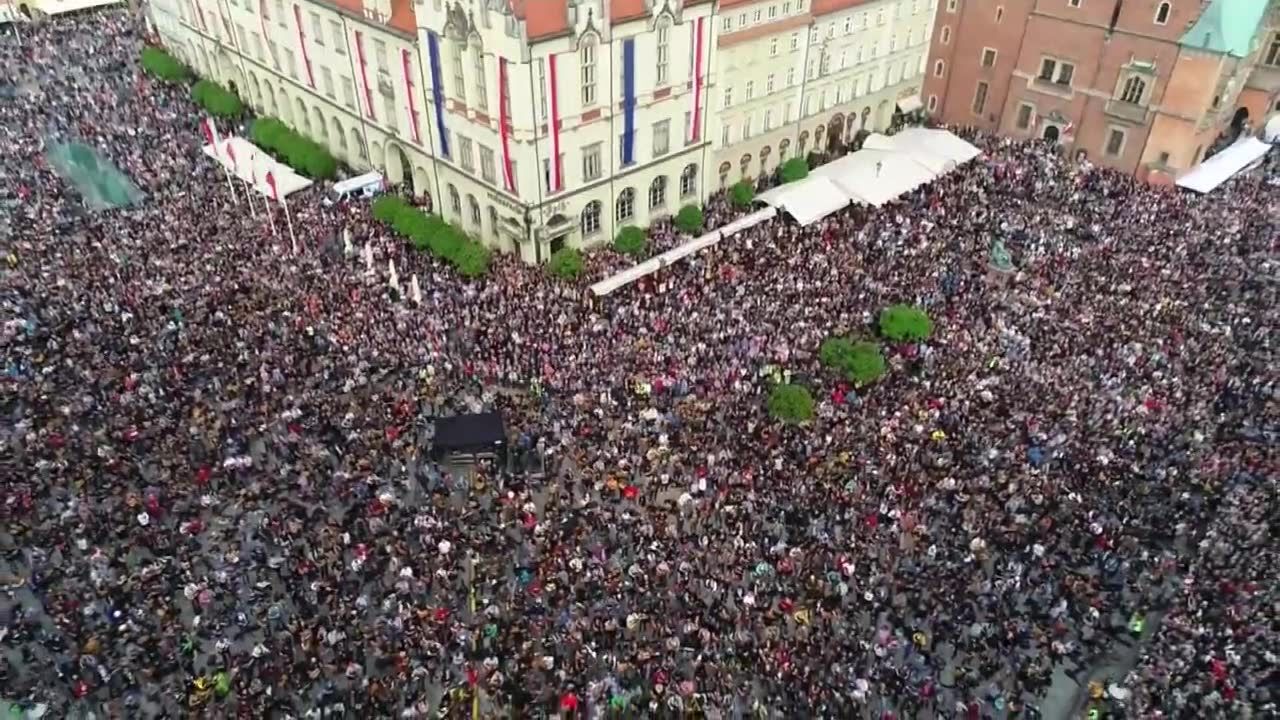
738;13;746;27
1058;62;1075;85
996;6;1004;22
543;155;564;193
722;123;732;146
763;109;773;131
790;32;799;50
742;115;752;140
508;160;518;194
321;65;335;98
753;9;762;22
783;1;790;12
972;80;989;115
722;17;732;32
472;47;488;112
275;0;284;26
375;40;388;74
1016;103;1034;129
981;48;997;67
252;32;262;60
310;12;323;45
784;102;792;122
787;67;795;86
1068;0;1080;7
1039;58;1056;81
769;4;777;18
537;59;547;120
652;120;670;156
766;74;775;93
480;146;496;183
844;17;852;33
581;42;597;106
1266;32;1280;67
723;87;733;107
236;25;249;52
331;21;344;54
684;111;691;144
1105;128;1125;156
459;136;475;172
383;95;398;131
946;0;956;10
451;43;467;104
283;48;297;79
341;77;355;108
745;80;754;100
582;144;602;181
770;38;778;56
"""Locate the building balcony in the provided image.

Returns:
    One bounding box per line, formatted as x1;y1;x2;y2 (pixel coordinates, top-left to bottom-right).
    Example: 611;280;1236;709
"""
1029;77;1074;99
1104;99;1151;125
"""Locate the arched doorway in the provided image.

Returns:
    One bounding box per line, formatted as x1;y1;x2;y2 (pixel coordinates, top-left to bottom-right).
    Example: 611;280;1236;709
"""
329;116;345;157
263;80;277;115
348;128;367;166
309;106;325;141
1043;125;1060;142
384;141;413;192
294;98;308;133
370;141;386;174
276;88;290;123
1231;107;1249;132
247;74;262;110
828;114;845;149
413;166;431;207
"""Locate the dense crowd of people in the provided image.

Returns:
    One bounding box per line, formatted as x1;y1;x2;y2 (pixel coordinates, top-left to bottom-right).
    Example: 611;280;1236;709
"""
2;9;1276;720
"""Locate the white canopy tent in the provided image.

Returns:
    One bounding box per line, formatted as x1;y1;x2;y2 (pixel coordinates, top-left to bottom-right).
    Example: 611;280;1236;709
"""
23;0;121;15
1262;114;1280;144
810;149;936;207
757;176;850;225
590;207;777;296
861;128;982;174
202;136;313;198
1175;137;1272;194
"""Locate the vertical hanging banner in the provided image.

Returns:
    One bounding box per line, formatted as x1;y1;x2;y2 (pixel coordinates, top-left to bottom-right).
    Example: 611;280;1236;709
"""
689;16;705;143
292;4;315;88
545;53;563;192
621;38;636;166
426;31;450;158
401;49;422;144
498;57;515;193
354;31;376;120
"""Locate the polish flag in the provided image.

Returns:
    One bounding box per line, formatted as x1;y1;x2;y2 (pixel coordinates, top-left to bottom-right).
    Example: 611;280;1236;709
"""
265;171;279;202
224;140;237;172
201;117;219;150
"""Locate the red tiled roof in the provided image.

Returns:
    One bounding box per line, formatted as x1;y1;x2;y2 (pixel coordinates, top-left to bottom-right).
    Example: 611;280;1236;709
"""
610;0;649;24
810;0;872;17
510;0;571;40
329;0;418;36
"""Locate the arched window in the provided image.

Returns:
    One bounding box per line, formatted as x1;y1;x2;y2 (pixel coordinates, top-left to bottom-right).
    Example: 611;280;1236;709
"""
759;146;771;173
1154;1;1170;24
655;18;672;85
468;195;481;227
649;176;667;209
471;38;488;112
718;161;732;187
450;39;467;104
680;164;698;197
581;200;602;235
448;184;461;214
815;125;825;150
1120;75;1146;104
739;154;752;176
580;36;598;106
934;59;945;77
779;138;791;160
798;131;809;155
488;206;498;234
616;187;635;222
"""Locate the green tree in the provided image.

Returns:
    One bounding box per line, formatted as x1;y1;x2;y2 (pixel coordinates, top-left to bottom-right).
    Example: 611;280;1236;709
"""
613;225;647;257
729;180;755;208
879;305;934;342
247;118;337;180
674;204;704;234
767;384;815;424
372;196;409;223
140;46;190;83
452;241;492;278
547;246;584;280
191;80;244;118
779;157;809;183
821;337;886;386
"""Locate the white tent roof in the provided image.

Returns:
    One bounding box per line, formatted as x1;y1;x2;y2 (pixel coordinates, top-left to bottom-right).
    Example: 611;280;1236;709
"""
758;176;851;225
26;0;122;15
202;137;313;199
589;207;777;296
861;128;982;175
811;149;936;207
1176;137;1272;193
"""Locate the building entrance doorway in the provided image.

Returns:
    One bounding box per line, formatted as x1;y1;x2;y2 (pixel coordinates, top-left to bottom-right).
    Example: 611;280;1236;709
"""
1043;125;1060;142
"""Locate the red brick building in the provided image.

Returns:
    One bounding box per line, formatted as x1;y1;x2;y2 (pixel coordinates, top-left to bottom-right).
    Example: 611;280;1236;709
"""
923;0;1280;179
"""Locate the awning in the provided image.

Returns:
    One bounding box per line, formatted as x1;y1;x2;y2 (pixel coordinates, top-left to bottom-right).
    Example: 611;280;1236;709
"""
757;176;851;224
590;207;777;296
1176;137;1272;193
202;137;313;199
811;150;936;207
896;96;924;114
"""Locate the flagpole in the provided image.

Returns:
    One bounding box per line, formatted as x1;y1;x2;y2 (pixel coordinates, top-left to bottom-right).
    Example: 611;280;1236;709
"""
264;196;279;238
282;198;298;255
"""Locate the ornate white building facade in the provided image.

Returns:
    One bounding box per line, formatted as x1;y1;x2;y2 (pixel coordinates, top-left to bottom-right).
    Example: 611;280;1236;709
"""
149;0;932;262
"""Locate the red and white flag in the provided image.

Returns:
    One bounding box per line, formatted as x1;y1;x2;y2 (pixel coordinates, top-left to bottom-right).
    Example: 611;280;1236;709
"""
265;171;279;202
201;117;219;149
224;140;237;172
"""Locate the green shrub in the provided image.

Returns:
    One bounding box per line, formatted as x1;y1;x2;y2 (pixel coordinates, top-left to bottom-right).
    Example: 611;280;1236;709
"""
191;80;244;118
248;117;337;180
729;180;755;208
675;204;704;235
613;226;647;258
879;305;934;342
140;46;190;83
547;247;584;280
453;241;492;278
767;383;815;424
821;337;886;386
371;196;409;223
779;157;809;183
